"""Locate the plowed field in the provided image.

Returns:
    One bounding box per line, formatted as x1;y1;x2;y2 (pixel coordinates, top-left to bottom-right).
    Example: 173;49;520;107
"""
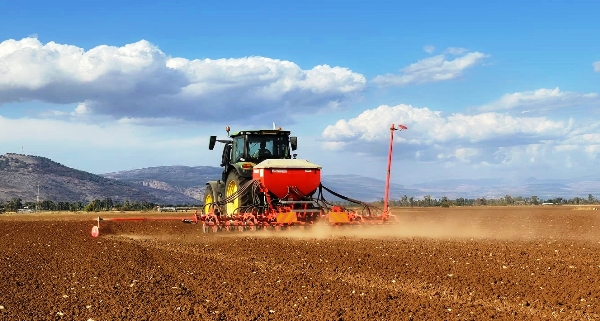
1;206;600;320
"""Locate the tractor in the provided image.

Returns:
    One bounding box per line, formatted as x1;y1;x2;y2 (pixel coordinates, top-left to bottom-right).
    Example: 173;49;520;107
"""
90;124;406;236
203;126;325;222
204;126;301;217
200;125;405;232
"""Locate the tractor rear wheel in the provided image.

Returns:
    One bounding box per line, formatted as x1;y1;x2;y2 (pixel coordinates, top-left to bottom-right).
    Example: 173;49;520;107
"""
203;185;216;215
224;170;251;216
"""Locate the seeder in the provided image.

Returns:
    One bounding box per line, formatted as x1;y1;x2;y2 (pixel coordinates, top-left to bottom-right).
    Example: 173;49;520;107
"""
91;124;407;237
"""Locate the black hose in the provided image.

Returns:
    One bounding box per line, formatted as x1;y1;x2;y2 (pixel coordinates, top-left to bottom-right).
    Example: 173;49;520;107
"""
318;184;381;216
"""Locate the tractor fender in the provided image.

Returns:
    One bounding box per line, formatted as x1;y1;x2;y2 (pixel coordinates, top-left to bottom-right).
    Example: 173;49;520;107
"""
229;164;253;179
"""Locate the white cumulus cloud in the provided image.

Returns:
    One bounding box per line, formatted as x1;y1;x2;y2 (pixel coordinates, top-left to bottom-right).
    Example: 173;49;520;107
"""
445;47;468;55
0;38;180;102
372;49;489;87
594;61;600;72
479;87;599;113
323;104;566;144
321;103;573;165
0;37;367;125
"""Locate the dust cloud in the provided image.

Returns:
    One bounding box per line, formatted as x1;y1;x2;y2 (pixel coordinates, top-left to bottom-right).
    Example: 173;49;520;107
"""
212;206;599;242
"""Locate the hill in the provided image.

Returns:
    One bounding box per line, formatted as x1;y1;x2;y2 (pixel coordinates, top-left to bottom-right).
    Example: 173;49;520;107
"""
2;153;597;206
103;165;221;201
102;165;600;202
408;176;600;200
102;165;419;202
0;153;198;204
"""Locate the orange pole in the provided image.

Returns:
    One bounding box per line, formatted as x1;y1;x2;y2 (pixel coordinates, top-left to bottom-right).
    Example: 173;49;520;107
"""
383;124;407;220
383;125;396;218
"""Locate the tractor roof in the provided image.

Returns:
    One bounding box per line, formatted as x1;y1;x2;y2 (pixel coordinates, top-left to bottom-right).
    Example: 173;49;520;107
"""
229;129;291;137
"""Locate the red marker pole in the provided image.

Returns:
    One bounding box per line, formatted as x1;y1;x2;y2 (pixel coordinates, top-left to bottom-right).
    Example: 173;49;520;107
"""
382;124;407;220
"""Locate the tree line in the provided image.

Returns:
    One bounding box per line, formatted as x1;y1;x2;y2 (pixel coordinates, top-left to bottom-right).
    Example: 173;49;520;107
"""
1;194;598;213
337;194;599;207
330;194;600;207
0;197;200;213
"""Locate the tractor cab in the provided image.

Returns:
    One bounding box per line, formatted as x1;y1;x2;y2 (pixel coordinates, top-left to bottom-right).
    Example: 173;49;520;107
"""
209;127;298;180
235;132;293;163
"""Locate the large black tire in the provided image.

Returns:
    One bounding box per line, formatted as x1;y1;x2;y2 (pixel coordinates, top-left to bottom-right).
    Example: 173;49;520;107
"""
224;170;252;216
203;185;216;215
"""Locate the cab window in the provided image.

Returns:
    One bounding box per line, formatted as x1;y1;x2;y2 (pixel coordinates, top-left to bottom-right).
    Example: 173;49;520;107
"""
232;136;246;162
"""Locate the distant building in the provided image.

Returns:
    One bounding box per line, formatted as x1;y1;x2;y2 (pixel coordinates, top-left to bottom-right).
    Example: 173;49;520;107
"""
17;206;35;213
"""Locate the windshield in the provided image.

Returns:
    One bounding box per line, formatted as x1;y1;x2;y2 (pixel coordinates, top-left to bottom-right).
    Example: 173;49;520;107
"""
247;135;290;161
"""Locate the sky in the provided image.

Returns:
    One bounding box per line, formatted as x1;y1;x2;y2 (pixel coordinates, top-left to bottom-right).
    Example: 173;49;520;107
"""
0;0;599;185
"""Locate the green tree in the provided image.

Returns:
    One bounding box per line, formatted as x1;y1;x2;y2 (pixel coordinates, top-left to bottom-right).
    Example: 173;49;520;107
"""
23;201;36;210
531;196;538;205
40;200;56;211
103;198;114;211
123;200;131;211
440;196;450;208
424;195;432;207
5;198;23;212
69;202;83;212
84;199;101;212
401;195;408;207
57;202;70;211
588;194;596;204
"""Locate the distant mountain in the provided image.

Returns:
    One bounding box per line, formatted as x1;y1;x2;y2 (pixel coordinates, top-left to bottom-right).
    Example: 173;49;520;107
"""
407;177;600;199
0;153;198;204
320;175;420;202
102;166;419;202
103;166;222;201
103;165;600;202
2;153;597;205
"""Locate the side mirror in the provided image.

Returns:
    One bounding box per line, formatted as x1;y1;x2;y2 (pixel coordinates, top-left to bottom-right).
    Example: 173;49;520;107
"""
209;136;217;150
290;136;297;151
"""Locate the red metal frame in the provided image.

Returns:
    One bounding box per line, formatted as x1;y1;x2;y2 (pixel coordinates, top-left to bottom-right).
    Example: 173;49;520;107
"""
92;214;199;237
192;178;376;232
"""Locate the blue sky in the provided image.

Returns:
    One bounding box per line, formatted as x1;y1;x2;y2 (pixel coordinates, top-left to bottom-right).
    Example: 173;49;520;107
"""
0;0;599;185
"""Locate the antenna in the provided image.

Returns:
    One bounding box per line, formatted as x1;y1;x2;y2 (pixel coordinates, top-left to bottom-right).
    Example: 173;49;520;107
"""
272;122;276;130
22;142;24;154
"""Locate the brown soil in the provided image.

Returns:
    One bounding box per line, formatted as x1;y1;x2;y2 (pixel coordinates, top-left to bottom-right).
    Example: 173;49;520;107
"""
1;206;600;320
